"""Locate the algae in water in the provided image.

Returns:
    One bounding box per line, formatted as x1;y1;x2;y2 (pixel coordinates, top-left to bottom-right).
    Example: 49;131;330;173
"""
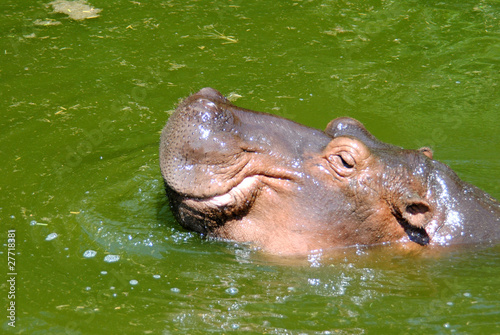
50;0;102;20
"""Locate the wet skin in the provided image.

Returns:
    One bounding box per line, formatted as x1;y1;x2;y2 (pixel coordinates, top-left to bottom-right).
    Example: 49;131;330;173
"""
160;88;500;255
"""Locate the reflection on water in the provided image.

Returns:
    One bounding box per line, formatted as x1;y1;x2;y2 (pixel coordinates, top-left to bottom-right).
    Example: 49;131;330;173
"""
126;243;499;334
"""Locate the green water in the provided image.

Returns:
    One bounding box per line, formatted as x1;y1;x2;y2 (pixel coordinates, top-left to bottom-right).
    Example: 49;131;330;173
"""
1;0;499;334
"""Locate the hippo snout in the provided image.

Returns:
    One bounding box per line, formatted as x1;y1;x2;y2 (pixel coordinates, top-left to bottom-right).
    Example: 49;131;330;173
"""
160;93;240;199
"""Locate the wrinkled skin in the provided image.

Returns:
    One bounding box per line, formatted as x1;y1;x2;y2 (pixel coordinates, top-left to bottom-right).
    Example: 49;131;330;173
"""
159;88;500;255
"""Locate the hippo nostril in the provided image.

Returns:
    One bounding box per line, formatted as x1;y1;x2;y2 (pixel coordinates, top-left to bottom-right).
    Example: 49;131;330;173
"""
401;200;431;229
394;199;432;245
406;203;429;215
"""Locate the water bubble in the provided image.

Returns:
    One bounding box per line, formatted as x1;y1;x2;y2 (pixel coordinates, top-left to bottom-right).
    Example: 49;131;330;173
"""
225;287;239;295
104;254;120;263
153;274;161;279
308;250;323;267
85;286;91;291
130;279;138;286
83;250;97;258
171;287;180;293
100;271;108;275
356;248;367;256
308;278;321;286
463;292;471;297
231;324;240;330
30;220;37;225
45;233;58;241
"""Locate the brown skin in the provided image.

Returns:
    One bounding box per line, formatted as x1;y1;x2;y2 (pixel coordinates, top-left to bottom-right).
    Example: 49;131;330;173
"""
159;88;500;255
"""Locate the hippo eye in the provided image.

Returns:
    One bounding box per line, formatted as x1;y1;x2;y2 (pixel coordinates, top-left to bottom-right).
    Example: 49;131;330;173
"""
338;153;355;169
326;143;360;178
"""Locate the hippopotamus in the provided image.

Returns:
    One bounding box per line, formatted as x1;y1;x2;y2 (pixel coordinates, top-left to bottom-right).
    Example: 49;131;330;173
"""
159;87;500;255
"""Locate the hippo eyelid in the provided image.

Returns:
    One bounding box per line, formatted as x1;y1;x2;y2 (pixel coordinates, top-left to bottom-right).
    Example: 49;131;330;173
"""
326;153;356;178
338;153;354;169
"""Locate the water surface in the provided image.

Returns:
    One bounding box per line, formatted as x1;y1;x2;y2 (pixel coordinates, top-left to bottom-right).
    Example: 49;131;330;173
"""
1;0;499;333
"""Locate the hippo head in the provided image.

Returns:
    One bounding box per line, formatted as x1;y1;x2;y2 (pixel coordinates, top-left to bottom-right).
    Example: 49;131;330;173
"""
160;88;499;255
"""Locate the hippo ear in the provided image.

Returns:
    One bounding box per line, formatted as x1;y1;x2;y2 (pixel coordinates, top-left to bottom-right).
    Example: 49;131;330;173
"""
418;147;433;159
323;136;370;178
